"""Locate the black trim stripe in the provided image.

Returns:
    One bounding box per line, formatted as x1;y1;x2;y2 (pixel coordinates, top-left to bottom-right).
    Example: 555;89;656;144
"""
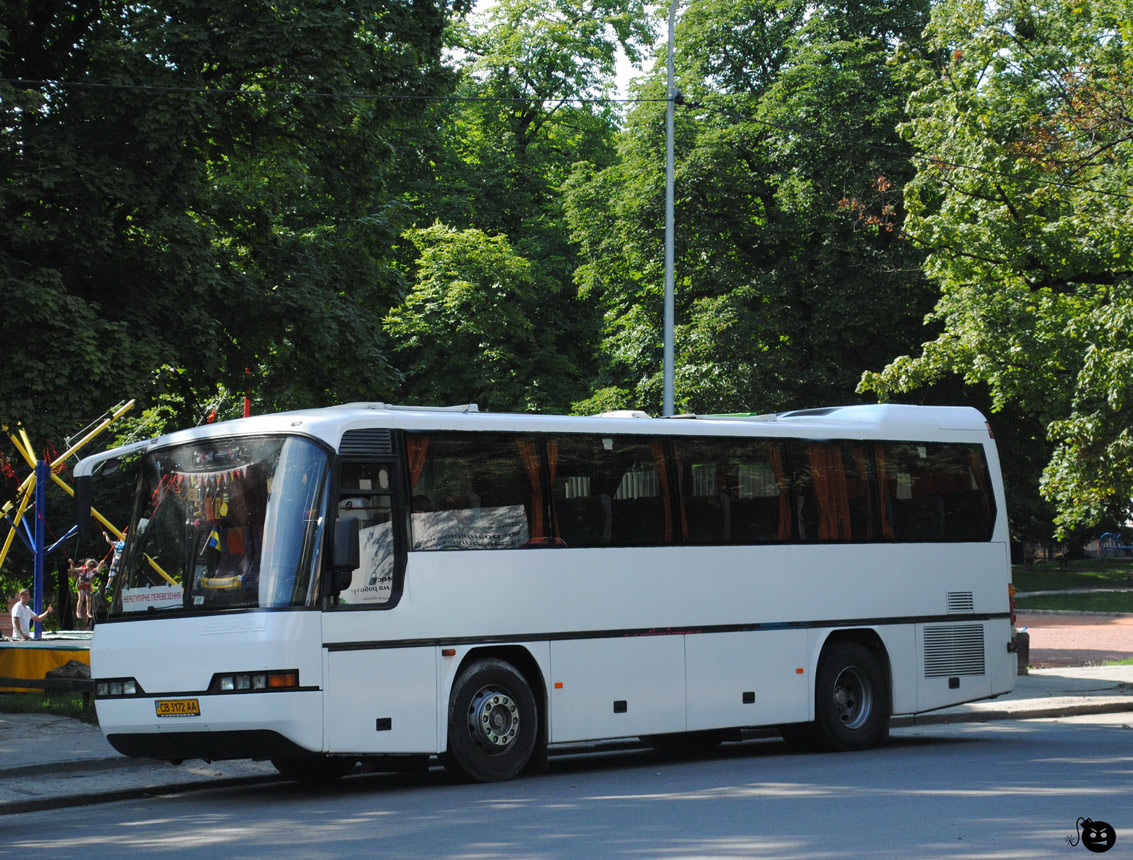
323;612;1010;653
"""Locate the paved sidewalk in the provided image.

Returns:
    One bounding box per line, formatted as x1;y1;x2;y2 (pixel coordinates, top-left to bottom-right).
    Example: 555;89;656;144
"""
2;665;1132;815
1018;611;1133;667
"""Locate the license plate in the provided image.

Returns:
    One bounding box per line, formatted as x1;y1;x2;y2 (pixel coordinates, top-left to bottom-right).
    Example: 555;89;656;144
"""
155;698;201;718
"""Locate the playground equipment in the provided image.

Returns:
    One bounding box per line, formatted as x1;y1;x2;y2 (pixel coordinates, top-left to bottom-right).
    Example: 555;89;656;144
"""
1099;532;1133;559
0;401;134;638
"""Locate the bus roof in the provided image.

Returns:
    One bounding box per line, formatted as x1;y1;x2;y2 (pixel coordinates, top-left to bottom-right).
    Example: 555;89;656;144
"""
74;402;992;476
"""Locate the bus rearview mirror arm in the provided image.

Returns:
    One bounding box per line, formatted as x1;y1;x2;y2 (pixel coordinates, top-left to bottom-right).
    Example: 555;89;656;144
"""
76;457;119;543
76;476;93;543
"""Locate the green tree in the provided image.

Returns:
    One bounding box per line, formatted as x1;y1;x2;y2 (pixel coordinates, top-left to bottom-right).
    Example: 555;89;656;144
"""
0;0;461;444
859;0;1133;536
566;0;936;415
384;224;543;410
388;0;653;412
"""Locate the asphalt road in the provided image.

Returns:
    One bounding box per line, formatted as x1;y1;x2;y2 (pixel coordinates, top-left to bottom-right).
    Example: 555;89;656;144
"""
2;716;1129;860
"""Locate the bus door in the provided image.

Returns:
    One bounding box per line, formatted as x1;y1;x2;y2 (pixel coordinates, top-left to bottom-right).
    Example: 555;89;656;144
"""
322;433;438;754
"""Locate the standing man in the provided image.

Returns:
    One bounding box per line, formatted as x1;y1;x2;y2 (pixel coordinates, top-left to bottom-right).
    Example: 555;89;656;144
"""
10;588;53;640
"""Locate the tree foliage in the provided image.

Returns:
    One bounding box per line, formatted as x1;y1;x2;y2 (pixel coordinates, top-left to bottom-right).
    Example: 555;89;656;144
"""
0;0;461;445
384;224;544;410
566;0;936;415
859;0;1133;535
386;0;653;412
7;0;1130;544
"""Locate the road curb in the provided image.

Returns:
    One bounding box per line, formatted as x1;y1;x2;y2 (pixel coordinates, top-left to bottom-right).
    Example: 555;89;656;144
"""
0;756;151;779
0;773;278;817
893;700;1133;727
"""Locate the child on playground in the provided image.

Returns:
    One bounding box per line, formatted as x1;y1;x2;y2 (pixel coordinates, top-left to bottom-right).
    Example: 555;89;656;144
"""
103;529;126;593
67;557;100;630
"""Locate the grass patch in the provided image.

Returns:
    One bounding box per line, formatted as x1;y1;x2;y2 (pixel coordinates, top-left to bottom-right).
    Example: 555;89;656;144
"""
0;692;96;723
1013;557;1133;592
1016;591;1133;614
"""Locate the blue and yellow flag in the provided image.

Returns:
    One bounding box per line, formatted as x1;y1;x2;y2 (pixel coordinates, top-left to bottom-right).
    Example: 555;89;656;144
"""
206;527;220;550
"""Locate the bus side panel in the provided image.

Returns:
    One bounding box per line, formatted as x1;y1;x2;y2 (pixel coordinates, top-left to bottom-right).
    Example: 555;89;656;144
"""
914;620;997;712
685;629;808;730
988;616;1017;699
877;625;918;716
549;636;685;743
323;647;438;754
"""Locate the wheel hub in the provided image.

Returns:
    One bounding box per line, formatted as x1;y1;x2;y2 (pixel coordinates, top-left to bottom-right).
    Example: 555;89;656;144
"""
468;687;520;752
832;666;872;729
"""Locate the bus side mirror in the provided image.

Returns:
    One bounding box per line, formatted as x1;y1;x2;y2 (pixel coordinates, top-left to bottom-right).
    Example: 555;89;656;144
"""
332;516;360;593
76;476;93;543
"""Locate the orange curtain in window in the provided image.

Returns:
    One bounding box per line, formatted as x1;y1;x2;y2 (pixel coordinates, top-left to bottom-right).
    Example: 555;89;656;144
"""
517;438;545;539
875;445;895;539
406;435;429;490
650;439;673;543
807;445;851;540
768;444;792;541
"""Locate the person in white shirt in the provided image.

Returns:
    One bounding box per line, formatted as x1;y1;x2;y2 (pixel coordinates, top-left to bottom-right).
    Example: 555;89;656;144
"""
10;588;53;640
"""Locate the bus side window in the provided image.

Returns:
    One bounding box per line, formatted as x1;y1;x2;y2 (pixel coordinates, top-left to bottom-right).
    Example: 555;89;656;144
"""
551;435;671;547
877;443;994;542
793;442;878;543
732;442;790;544
407;432;536;551
335;463;395;605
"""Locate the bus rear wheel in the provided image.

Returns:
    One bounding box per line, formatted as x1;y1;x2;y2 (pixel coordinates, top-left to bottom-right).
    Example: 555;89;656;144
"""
813;641;889;751
441;659;537;783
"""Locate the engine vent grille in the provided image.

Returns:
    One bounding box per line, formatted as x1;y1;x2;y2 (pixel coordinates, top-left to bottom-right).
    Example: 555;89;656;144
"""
339;429;393;459
924;624;985;677
947;591;975;613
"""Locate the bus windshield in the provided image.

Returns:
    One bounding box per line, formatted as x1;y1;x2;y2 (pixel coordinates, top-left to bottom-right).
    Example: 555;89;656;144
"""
108;435;330;616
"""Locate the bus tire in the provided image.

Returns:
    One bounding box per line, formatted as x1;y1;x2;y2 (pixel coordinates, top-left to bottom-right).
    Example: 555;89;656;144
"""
442;659;537;783
813;641;889;751
271;755;358;784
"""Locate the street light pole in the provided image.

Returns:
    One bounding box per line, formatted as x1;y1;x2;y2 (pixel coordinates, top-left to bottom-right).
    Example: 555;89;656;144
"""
663;0;677;417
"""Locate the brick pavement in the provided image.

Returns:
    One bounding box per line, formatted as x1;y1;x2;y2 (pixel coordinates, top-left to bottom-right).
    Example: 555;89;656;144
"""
1018;611;1133;668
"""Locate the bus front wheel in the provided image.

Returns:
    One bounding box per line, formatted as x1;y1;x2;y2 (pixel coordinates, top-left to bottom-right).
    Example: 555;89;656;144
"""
813;641;889;751
442;659;537;783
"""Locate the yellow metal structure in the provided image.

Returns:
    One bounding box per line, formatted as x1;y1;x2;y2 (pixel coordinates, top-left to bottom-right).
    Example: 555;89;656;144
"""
0;400;135;573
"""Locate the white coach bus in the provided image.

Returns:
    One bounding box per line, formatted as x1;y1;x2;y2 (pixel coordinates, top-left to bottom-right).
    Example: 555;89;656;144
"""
75;402;1017;783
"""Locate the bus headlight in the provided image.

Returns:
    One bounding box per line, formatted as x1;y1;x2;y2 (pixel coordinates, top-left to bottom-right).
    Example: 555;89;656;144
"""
95;678;142;698
210;670;299;693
